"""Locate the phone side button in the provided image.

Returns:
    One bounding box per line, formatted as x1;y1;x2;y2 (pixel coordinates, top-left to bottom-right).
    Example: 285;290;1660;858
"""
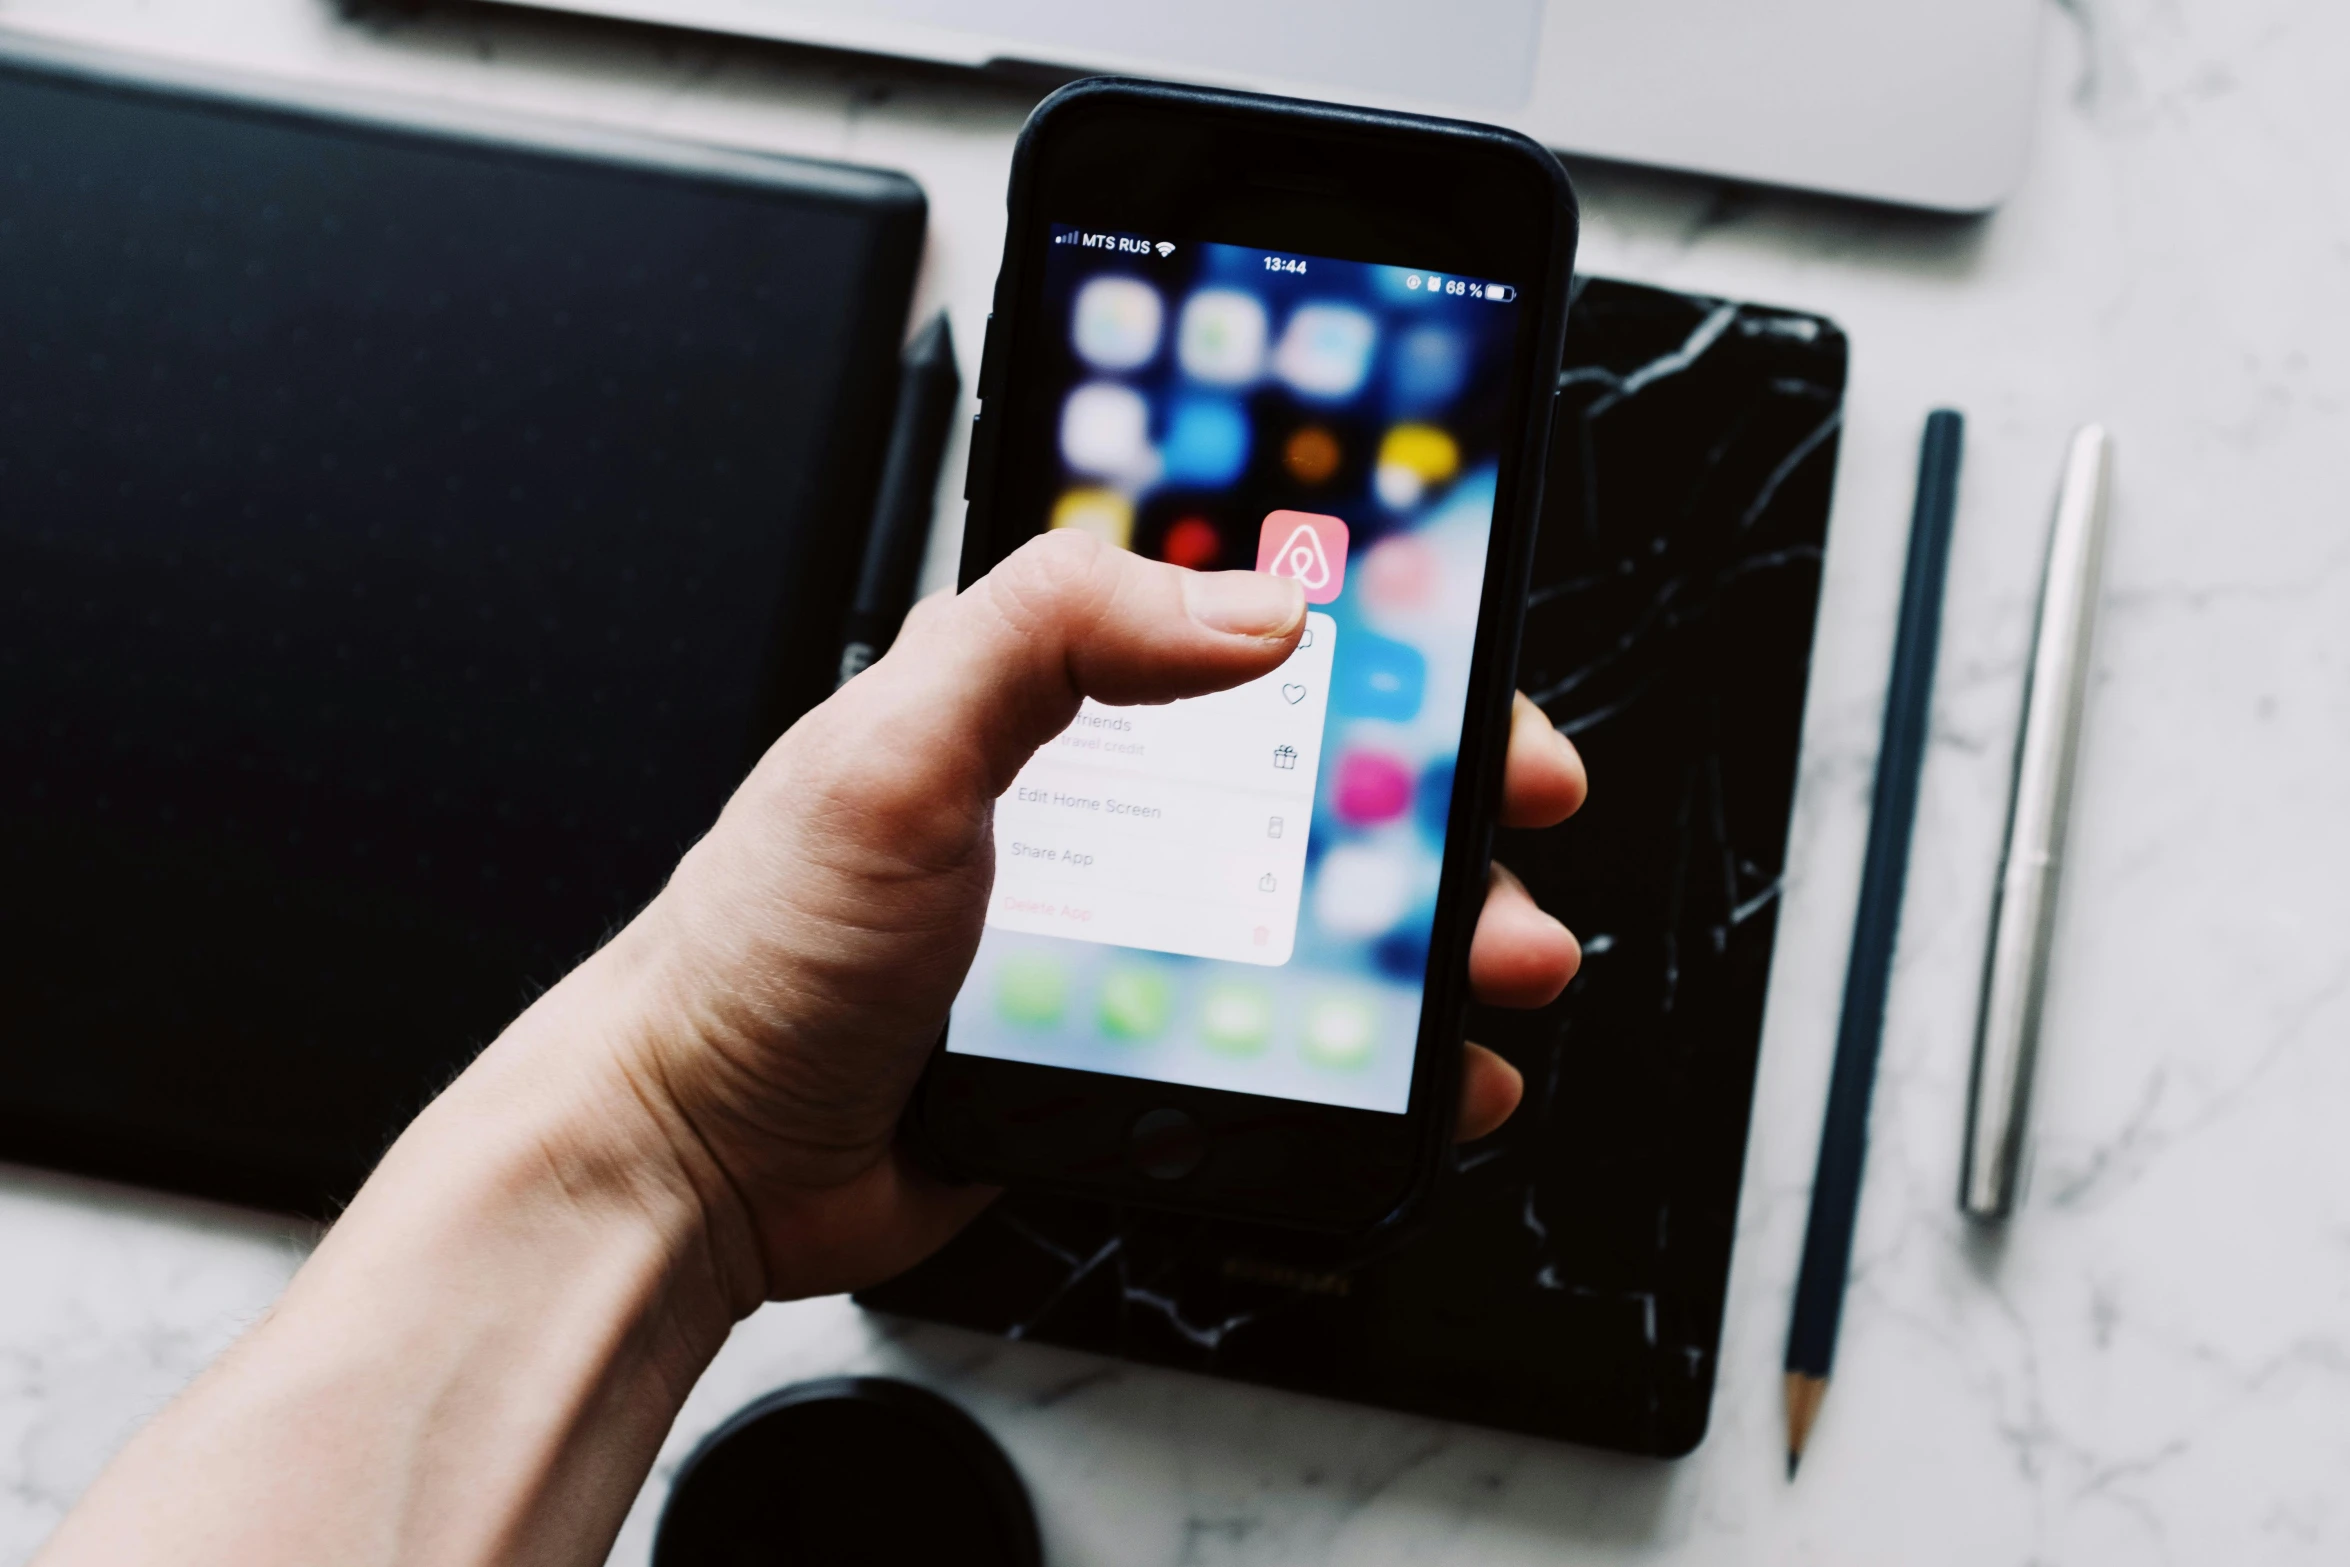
964;311;1000;502
962;409;992;500
1128;1107;1207;1181
975;309;1002;400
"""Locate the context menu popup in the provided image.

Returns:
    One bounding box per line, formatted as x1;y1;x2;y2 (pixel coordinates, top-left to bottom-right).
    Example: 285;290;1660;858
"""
987;610;1338;965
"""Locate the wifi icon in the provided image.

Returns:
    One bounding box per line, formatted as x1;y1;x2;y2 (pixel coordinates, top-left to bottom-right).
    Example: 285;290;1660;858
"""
1154;241;1175;258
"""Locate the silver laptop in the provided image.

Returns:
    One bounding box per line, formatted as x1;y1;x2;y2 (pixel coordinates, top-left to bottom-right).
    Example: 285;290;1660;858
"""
483;0;2043;212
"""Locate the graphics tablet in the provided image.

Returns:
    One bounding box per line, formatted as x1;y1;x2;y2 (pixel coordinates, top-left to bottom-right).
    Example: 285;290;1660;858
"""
0;37;925;1213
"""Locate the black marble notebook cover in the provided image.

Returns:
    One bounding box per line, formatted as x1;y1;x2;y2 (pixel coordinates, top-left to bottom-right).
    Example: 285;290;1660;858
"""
860;276;1848;1458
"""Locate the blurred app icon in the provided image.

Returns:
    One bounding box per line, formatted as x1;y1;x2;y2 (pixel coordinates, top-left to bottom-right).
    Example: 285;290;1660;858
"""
1334;749;1414;826
1415;757;1455;840
1060;382;1156;481
1373;423;1460;509
1332;630;1425;721
1177;289;1268;385
1072;275;1163;371
1392;326;1468;409
1098;964;1174;1041
1302;993;1378;1069
1273;304;1377;401
1282;425;1342;485
996;951;1067;1026
1361;535;1438;613
1050;487;1134;549
1256;509;1349;604
1311;844;1413;938
1160;396;1250;487
1199;981;1273;1055
1372;925;1433;986
1158;515;1223;569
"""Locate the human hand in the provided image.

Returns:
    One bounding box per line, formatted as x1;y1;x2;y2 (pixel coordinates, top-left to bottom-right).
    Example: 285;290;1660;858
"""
32;531;1589;1567
526;529;1587;1307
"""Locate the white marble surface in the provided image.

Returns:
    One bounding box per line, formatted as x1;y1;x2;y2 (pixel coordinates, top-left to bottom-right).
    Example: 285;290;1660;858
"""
5;0;2350;1560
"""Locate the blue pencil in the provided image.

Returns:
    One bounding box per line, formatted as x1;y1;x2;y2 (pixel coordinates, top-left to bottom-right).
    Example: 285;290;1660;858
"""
1784;409;1964;1476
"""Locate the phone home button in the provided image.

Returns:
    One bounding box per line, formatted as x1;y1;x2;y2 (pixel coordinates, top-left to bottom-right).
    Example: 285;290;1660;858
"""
1128;1108;1206;1181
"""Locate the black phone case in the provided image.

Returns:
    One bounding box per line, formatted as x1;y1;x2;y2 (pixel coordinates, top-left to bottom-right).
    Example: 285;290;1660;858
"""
918;78;1578;1233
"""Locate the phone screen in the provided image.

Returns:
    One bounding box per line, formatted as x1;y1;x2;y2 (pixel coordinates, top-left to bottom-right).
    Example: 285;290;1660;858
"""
946;225;1523;1115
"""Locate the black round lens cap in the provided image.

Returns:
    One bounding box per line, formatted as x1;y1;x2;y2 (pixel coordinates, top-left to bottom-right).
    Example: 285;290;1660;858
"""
652;1377;1040;1567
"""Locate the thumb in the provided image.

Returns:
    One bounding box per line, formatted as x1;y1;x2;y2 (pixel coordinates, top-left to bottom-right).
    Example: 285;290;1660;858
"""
598;529;1305;1297
850;527;1306;801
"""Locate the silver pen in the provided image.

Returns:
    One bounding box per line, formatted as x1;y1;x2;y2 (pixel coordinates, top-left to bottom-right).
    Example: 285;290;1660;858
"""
1960;425;2115;1221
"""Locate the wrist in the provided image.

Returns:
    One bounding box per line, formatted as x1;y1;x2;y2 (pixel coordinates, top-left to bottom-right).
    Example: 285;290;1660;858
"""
416;915;775;1337
46;932;775;1567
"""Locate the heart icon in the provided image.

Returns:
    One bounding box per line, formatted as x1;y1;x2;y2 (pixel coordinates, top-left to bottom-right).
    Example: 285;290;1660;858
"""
1281;684;1307;705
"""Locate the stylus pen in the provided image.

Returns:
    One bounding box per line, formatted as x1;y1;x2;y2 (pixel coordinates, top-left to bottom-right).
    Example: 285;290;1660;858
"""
1784;409;1964;1478
837;312;961;686
1959;426;2114;1221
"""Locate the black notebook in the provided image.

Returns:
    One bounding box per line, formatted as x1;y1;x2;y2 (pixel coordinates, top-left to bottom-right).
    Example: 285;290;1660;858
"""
861;276;1849;1458
0;41;926;1214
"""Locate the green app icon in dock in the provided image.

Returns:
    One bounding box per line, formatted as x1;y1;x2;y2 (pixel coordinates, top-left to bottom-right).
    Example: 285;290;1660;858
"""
1098;965;1173;1041
995;952;1067;1027
1200;982;1273;1055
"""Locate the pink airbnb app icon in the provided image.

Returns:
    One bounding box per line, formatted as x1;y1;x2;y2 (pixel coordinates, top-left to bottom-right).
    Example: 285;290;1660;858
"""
1256;510;1349;604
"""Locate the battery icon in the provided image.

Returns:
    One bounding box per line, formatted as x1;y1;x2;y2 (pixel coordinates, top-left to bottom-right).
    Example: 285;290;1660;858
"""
1486;283;1517;302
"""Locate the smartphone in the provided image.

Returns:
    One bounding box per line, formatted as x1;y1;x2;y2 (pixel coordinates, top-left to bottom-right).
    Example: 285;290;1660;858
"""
913;79;1577;1231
